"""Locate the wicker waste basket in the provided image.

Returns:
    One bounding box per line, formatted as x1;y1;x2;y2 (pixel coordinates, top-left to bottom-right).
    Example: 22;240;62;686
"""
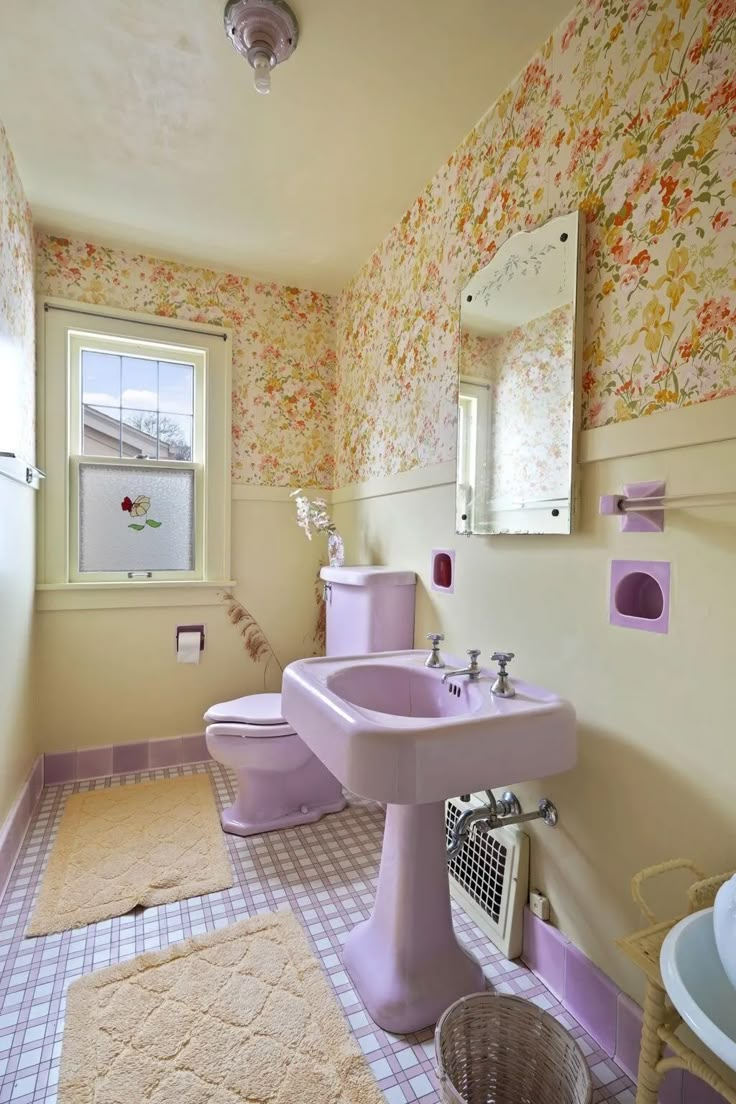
435;993;593;1104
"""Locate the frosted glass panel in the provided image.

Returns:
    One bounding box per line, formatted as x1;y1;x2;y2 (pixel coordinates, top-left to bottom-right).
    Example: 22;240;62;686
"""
79;464;195;573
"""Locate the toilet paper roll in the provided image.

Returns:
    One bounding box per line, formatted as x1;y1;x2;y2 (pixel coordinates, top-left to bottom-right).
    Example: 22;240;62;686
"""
177;631;202;665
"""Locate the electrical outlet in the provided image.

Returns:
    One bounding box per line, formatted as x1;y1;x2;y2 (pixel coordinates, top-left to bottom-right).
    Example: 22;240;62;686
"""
529;889;550;921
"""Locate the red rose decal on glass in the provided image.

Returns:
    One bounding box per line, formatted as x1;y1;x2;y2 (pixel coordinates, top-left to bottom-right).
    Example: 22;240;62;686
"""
120;494;162;531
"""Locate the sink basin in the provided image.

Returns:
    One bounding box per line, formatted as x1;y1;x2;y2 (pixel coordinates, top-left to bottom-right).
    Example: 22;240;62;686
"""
327;661;484;717
282;650;576;804
660;909;736;1073
282;649;576;1034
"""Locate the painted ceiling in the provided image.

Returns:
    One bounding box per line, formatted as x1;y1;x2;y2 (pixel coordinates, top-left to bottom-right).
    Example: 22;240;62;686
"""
0;0;573;292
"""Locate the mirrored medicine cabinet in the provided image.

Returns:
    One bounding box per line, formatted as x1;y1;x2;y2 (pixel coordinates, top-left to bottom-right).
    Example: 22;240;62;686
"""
456;210;583;536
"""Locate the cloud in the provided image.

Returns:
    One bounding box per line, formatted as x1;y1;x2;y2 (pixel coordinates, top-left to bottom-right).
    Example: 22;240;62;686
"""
83;392;118;408
82;389;159;411
122;388;157;408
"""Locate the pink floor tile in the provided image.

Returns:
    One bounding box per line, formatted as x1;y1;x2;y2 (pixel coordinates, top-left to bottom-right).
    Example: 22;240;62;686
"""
0;763;635;1103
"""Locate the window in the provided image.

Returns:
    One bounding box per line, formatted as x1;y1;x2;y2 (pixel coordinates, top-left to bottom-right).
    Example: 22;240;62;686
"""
38;301;232;604
456;379;490;533
80;349;195;460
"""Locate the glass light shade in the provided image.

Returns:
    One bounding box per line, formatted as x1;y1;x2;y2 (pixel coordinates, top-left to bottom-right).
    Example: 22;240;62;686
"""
252;51;272;94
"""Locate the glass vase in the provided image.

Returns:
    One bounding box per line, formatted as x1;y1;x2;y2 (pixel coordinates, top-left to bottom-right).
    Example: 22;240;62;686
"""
327;530;345;568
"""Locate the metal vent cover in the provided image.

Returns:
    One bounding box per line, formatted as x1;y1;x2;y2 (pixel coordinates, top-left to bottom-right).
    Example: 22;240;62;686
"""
446;793;529;959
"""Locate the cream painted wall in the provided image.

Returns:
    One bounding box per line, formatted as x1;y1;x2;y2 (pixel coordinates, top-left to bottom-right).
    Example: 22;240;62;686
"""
0;480;36;820
0;120;36;823
332;430;736;1002
34;497;325;753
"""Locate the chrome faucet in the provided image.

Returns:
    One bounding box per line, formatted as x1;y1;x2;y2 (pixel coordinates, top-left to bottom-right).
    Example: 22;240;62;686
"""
490;651;515;697
441;649;482;683
425;633;446;668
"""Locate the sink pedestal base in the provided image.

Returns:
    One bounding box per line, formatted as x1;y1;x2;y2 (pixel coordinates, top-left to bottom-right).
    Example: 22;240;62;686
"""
343;801;484;1034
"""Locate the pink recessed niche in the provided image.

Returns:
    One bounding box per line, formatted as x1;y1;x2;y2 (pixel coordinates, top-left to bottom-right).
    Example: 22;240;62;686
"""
610;560;670;634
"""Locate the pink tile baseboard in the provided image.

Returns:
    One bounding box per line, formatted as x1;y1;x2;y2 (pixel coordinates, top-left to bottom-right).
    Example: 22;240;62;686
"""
77;745;114;780
112;740;149;775
149;736;183;769
43;733;211;783
522;906;568;1000
614;992;643;1082
43;750;77;784
522;908;727;1104
565;942;619;1056
0;756;44;899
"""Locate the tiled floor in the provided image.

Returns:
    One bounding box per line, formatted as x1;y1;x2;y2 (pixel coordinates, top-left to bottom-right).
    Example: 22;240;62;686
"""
0;762;635;1103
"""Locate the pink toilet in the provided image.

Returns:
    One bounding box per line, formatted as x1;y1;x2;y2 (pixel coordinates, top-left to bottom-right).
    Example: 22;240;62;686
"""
204;566;416;837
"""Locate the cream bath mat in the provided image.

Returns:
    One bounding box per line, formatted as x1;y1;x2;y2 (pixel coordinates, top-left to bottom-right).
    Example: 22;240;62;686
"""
28;775;233;936
60;909;385;1104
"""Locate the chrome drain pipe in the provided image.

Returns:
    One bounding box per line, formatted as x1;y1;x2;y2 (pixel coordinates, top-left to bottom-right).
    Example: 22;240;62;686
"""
447;790;559;862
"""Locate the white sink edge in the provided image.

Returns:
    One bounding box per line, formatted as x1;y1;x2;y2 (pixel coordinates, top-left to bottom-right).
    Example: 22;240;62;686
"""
660;909;736;1074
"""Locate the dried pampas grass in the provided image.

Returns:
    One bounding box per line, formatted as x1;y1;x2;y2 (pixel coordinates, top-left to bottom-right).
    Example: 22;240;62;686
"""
221;592;283;683
313;566;327;653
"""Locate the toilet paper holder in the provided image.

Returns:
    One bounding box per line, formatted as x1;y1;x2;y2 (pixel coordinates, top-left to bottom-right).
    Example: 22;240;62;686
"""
176;624;205;652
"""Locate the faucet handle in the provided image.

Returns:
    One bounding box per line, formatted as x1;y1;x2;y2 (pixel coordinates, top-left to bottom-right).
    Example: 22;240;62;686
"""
467;649;481;666
490;652;516;698
427;633;445;644
491;651;514;669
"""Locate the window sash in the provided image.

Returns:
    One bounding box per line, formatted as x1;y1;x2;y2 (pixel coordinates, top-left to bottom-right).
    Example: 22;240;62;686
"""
69;456;204;583
67;333;207;582
68;331;205;463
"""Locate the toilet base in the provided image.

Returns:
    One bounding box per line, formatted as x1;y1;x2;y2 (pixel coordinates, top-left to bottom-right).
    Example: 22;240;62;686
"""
220;749;347;838
221;795;347;837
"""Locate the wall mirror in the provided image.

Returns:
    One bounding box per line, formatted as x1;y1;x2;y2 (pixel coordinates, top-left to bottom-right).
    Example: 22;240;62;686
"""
455;210;583;536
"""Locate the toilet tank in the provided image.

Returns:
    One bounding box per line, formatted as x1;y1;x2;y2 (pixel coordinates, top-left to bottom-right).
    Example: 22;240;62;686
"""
321;566;416;657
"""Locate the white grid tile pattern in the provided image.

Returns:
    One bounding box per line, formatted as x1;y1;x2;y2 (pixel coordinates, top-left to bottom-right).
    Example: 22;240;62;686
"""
0;763;635;1103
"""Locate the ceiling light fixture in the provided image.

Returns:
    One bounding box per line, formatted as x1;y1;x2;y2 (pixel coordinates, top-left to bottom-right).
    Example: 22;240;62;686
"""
224;0;299;96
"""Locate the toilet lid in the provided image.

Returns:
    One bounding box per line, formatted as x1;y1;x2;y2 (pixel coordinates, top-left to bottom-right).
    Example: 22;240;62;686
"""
204;692;288;726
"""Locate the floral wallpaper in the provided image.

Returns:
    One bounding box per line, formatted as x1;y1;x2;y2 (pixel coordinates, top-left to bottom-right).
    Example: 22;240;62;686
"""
0;122;35;463
460;304;574;511
335;0;736;484
36;235;337;487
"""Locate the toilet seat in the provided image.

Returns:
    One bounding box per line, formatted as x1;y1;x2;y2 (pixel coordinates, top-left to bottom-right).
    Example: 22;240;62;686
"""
206;721;296;739
204;693;295;737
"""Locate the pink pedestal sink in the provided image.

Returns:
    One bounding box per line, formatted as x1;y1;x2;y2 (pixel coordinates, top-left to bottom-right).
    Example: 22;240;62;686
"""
282;650;576;1033
343;801;483;1033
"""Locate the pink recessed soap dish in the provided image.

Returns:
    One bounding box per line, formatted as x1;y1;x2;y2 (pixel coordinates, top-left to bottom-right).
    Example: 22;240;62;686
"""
610;560;670;634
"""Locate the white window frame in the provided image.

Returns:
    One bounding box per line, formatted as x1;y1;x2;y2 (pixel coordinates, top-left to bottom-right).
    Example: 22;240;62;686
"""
456;377;491;533
37;299;233;609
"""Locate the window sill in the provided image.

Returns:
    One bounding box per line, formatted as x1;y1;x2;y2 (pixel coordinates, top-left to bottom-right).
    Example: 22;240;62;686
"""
35;581;237;612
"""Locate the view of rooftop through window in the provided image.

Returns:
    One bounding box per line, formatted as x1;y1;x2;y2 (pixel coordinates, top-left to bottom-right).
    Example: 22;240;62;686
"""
81;349;195;461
